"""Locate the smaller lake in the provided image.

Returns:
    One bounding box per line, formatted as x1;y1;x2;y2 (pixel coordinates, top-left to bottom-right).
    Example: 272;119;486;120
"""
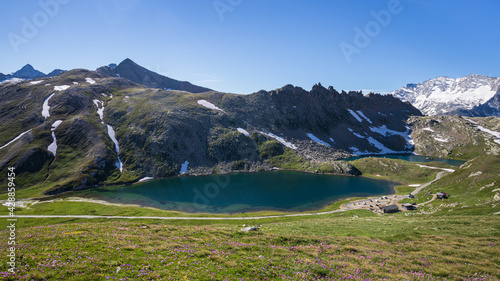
79;171;396;214
343;154;465;167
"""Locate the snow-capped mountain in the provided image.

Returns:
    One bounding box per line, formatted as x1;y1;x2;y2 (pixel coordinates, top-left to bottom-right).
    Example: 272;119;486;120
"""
390;74;500;116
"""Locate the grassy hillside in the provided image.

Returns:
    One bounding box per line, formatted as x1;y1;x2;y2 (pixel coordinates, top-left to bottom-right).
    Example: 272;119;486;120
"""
349;157;452;184
409;154;500;215
0;215;498;280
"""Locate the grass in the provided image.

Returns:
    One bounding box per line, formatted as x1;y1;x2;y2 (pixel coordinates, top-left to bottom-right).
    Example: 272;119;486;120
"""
414;154;500;215
0;215;498;280
349;157;453;184
267;149;311;170
0;150;498;280
0;194;376;220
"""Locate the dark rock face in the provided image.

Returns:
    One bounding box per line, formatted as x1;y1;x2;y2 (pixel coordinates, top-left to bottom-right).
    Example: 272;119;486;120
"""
96;58;212;93
50;90;92;116
14;147;52;173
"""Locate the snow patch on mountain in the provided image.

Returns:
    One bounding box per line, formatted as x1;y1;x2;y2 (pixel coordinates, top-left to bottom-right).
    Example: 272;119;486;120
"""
306;133;331;147
47;120;63;156
237;128;250;137
197;100;224;112
348;128;365;139
47;133;58;155
366;136;396;154
260;132;297;149
434;137;448;143
93;99;104;122
107;125;123;172
465;118;500;144
42;93;55;119
356;111;372;124
0;78;24;85
0;129;32;150
52;120;63;128
54;85;70;91
369;125;414;149
347;109;362;122
85;78;96;84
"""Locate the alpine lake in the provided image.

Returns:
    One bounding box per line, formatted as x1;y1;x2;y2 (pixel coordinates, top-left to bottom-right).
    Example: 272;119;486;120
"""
76;155;465;214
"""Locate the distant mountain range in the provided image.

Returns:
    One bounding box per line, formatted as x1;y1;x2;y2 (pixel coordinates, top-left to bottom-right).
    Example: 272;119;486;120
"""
1;59;211;94
4;61;499;117
96;58;212;93
390;74;500;117
0;64;65;84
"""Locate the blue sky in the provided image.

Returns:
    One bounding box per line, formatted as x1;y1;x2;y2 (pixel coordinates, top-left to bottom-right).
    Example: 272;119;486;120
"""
1;0;499;94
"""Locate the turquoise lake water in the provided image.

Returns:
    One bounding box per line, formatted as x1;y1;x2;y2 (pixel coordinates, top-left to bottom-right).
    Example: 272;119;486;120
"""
79;154;465;214
82;171;396;214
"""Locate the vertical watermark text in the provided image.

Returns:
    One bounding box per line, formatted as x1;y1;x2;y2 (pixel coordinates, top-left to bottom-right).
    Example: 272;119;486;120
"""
6;167;17;273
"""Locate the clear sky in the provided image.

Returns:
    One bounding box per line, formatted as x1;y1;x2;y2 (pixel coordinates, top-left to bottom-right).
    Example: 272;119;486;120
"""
1;0;499;94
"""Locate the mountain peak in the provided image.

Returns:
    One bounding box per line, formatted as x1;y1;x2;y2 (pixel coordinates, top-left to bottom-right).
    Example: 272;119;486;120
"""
96;58;212;93
12;64;45;79
20;64;35;70
120;58;137;66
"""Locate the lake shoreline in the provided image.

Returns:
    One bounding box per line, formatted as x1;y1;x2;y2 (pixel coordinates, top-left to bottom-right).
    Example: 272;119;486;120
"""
63;171;398;214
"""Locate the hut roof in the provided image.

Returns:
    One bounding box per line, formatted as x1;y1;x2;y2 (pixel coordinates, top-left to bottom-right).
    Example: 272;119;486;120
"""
382;204;399;212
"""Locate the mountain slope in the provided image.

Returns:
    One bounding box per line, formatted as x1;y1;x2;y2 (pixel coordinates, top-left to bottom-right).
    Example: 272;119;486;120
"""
407;115;500;160
0;70;421;196
391;74;500;116
96;58;212;93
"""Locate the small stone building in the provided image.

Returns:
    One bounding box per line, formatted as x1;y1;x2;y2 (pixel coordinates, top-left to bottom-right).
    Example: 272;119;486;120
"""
402;203;417;210
437;192;450;199
382;204;399;213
